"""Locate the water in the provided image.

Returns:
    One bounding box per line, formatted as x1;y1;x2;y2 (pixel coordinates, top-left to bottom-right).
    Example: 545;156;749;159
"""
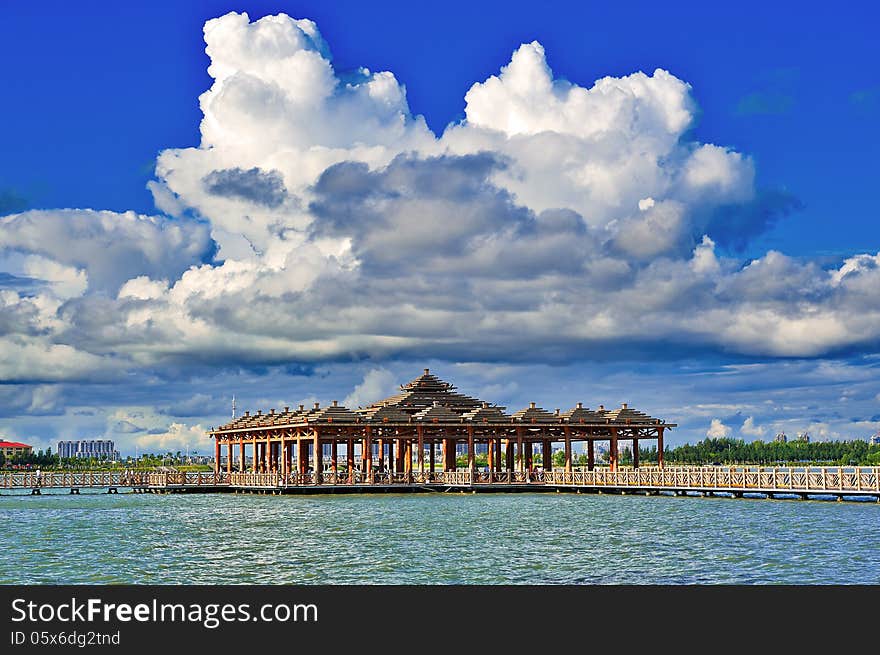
1;490;877;584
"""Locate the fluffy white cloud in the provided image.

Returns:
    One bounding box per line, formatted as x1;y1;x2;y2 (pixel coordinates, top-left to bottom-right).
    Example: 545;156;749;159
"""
0;9;879;414
343;367;396;409
707;418;732;438
741;416;766;437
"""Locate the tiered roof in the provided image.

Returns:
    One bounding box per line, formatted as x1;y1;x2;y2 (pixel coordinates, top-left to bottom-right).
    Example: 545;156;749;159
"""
211;369;670;431
561;402;607;423
356;369;484;419
511;402;557;423
461;402;510;423
602;403;661;424
413;401;463;422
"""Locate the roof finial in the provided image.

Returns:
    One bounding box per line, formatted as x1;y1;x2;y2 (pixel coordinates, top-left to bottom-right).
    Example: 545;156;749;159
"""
529;402;536;409
424;368;430;375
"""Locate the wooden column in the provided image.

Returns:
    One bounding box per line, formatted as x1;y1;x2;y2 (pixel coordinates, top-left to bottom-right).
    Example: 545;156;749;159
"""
504;439;513;471
364;427;373;483
525;441;533;472
587;440;595;471
487;438;494;482
397;437;405;473
388;439;395;474
313;428;322;484
429;440;435;473
227;441;233;475
542;439;552;472
239;440;245;473
564;427;572;474
495;438;502;473
417;425;425;477
279;435;286;477
405;437;413;482
609;428;619;472
347;437;355;483
213;437;220;474
632;438;639;469
285;440;292;477
657;427;665;468
516;428;524;472
251;435;257;472
264;434;271;473
377;439;384;472
331;440;338;479
467;426;475;477
299;438;308;475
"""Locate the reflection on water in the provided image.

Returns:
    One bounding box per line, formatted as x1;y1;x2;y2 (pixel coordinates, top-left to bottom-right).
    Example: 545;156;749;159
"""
1;491;877;584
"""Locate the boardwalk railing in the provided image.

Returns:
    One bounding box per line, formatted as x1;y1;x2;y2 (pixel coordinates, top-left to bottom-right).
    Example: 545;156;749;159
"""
4;466;878;496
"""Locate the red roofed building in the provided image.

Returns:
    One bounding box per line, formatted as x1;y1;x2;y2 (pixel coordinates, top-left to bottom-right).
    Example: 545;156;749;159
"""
0;441;32;460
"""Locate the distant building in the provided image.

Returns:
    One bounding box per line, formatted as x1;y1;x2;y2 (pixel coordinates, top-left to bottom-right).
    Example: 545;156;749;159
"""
871;433;880;446
774;433;787;443
0;441;33;460
57;439;120;461
796;432;810;443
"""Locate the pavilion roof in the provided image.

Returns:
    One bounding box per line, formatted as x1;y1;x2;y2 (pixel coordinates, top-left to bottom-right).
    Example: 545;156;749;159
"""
511;403;557;423
355;368;485;418
210;370;674;432
413;401;463;423
603;403;661;424
561;403;607;423
461;402;511;423
308;401;360;424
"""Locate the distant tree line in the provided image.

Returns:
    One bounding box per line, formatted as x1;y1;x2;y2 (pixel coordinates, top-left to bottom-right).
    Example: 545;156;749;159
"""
0;449;207;470
620;437;880;466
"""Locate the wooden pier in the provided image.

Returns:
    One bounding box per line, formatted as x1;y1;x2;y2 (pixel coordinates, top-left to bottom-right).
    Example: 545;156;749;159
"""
2;466;878;502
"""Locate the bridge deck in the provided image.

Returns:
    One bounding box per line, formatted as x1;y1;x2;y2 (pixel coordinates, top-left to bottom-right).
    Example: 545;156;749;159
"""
2;466;878;501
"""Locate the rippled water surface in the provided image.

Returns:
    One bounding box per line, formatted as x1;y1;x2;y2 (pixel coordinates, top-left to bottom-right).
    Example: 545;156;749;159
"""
1;491;877;584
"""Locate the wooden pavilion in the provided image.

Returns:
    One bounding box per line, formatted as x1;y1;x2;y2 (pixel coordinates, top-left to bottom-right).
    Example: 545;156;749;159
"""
209;369;675;483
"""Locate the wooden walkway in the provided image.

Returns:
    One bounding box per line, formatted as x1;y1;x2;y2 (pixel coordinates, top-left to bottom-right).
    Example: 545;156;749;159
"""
2;466;879;501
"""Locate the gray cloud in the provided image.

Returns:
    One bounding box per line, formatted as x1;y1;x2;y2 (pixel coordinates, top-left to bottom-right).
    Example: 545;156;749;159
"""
203;167;288;207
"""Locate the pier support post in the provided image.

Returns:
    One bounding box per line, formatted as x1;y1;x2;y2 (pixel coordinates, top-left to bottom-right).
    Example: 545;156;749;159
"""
417;426;425;478
564;427;572;475
609;428;619;472
313;428;322;484
364;427;373;483
467;426;475;480
658;427;665;469
487;438;494;482
516;428;524;473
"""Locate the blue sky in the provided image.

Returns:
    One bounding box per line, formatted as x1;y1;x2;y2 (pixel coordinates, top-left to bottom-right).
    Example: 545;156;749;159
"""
1;1;878;455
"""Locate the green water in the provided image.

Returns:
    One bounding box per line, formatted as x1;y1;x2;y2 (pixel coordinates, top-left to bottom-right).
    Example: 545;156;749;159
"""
1;491;877;584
